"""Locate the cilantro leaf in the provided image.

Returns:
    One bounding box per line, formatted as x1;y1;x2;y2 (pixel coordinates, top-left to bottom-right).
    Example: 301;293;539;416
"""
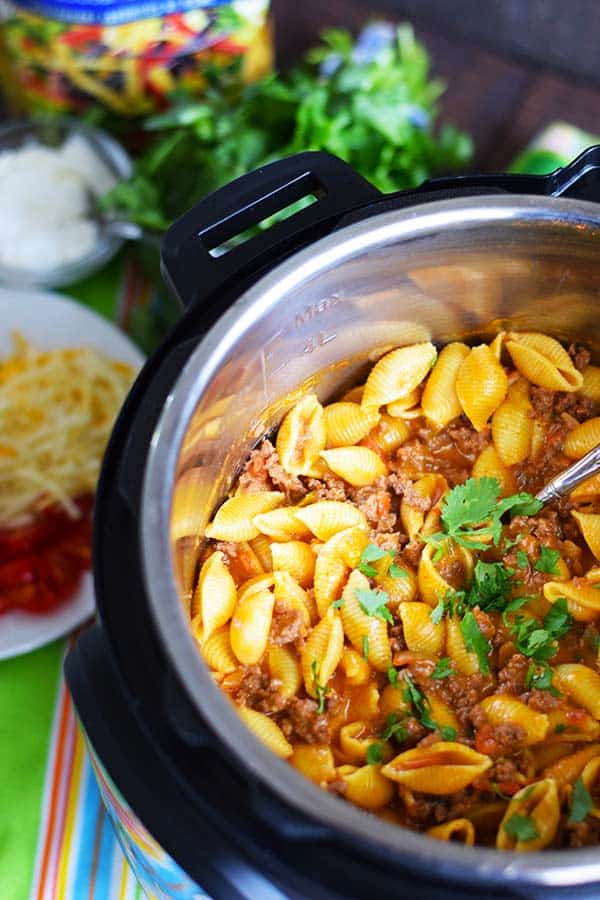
380;713;409;743
534;546;561;575
504;813;539;842
496;494;543;519
389;563;409;579
358;543;389;577
355;587;394;624
366;742;384;765
430;598;446;624
440;725;457;741
525;664;560;696
362;634;369;660
402;673;447;734
555;723;567;733
510;601;572;663
331;598;345;608
311;659;330;714
569;777;593;823
516;550;529;569
544;598;572;639
460;611;491;674
465;560;515;612
387;666;399;688
431;657;455;680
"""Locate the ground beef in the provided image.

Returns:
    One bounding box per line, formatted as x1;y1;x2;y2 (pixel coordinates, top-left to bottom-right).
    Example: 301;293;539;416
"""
238;439;307;501
497;653;530;695
567;818;600;847
394;418;489;487
234;666;288;714
529;386;595;426
351;482;397;532
404;789;473;826
473;607;496;641
270;600;304;646
487;757;521;788
374;532;405;552
278;697;330;744
430;674;495;729
568;342;591;372
473;721;526;757
305;472;349;502
387;472;412;497
525;689;562;712
389;623;406;656
401;539;424;569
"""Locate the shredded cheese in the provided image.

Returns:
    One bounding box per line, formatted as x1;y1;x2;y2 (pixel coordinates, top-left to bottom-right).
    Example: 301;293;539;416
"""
0;333;135;526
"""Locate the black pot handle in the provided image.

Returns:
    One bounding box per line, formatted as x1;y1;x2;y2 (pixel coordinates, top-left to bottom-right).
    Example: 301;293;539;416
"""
418;144;600;202
161;150;381;309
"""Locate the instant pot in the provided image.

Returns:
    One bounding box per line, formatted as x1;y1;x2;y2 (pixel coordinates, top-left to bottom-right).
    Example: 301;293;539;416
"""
66;149;600;899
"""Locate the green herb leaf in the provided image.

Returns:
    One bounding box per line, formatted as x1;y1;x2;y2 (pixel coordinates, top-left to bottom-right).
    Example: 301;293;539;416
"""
544;598;572;639
431;657;455;680
525;664;560;696
516;550;529;569
496;495;544;519
380;713;409;744
389;563;409;579
440;725;457;741
366;742;384;765
362;634;369;661
355;587;394;624
331;598;345;608
430;598;446;624
387;666;399;688
460;611;491;674
504;813;539;842
502;596;530;625
402;673;440;733
311;659;330;714
358;543;389;577
569;778;593;823
465;560;515;612
534;546;561;575
555;723;567;734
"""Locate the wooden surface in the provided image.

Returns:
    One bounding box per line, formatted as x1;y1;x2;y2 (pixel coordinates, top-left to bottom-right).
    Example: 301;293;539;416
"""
273;0;600;172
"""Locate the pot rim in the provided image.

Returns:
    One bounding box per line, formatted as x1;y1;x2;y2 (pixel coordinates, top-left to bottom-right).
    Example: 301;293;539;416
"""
141;194;600;888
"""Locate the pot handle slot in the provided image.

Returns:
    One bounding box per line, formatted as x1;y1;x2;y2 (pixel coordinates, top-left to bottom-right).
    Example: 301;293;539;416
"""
161;151;381;309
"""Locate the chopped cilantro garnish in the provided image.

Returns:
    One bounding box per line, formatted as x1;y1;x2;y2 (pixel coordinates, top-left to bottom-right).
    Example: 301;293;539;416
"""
355;587;394;624
439;725;457;741
430;598;446;624
569;778;593;823
460;610;491;674
516;550;529;569
534;545;561;575
310;659;330;714
502;596;530;625
387;666;399;688
525;663;560;696
358;543;389;577
331;598;345;608
424;478;543;552
402;672;449;735
555;723;567;734
492;783;512;801
366;742;384;765
466;560;515;612
431;657;455;680
389;563;409;579
362;634;369;660
380;713;409;743
510;600;572;664
504;813;539;843
544;598;572;638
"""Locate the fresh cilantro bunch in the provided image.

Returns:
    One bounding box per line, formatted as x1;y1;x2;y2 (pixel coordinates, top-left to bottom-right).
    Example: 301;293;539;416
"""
100;24;472;230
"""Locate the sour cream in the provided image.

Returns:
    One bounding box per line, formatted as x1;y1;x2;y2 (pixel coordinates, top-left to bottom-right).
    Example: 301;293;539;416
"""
0;135;117;273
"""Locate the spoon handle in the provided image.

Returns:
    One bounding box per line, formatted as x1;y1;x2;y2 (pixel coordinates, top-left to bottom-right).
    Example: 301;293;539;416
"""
536;442;600;504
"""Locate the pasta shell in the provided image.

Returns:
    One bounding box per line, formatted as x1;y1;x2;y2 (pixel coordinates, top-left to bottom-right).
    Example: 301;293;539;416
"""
381;742;491;794
276;393;326;476
194;551;237;640
480;696;549;746
400;474;448;540
249;534;273;571
237;707;293;759
320;446;388;487
340;570;392;672
472;444;517;497
341;647;371;686
497;779;560;851
530;420;545;460
361;342;437;409
570;473;600;502
581;758;600;818
491;380;533;466
580;365;600;402
446;615;479;675
427;819;475;845
505;332;583;392
418;542;473;607
421;342;470;430
313;526;369;616
202;626;238;673
252;507;312;542
543;744;600;787
294;501;368;541
489;331;505;360
170;468;208;542
270;540;315;587
301;607;344;698
544;579;600;623
427;694;459;735
347;683;381;721
386;387;422;419
230;588;274;665
268;646;302;696
369;414;410;454
546;708;600;744
379;683;411;719
456;345;508;431
290;744;336;784
341;384;365;404
224;542;265;584
340;721;384;764
553;664;600;718
323;402;380;447
564;418;600;459
572;511;600;560
342;764;395;810
398;601;445;657
237;573;274;602
272;570;311;630
205;492;284;541
376;568;417;608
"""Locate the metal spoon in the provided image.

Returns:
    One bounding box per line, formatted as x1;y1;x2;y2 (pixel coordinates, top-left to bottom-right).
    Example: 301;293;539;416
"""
86;189;162;250
536;443;600;504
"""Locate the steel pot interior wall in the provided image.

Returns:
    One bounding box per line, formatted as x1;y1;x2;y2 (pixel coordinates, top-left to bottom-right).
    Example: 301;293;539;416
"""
142;196;600;891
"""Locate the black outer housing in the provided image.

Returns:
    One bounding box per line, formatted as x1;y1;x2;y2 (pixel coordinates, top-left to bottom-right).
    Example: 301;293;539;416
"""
66;149;600;900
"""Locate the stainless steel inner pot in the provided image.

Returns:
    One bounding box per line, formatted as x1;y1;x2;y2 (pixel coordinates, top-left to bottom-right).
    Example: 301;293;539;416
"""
142;195;600;893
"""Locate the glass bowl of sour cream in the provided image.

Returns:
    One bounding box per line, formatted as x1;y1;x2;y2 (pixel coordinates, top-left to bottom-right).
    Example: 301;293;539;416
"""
0;118;132;288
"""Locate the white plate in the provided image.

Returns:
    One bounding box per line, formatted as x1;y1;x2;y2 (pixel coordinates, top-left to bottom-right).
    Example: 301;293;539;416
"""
0;287;145;660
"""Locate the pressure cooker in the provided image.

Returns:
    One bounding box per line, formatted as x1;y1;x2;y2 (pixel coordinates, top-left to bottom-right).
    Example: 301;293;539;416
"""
66;148;600;899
